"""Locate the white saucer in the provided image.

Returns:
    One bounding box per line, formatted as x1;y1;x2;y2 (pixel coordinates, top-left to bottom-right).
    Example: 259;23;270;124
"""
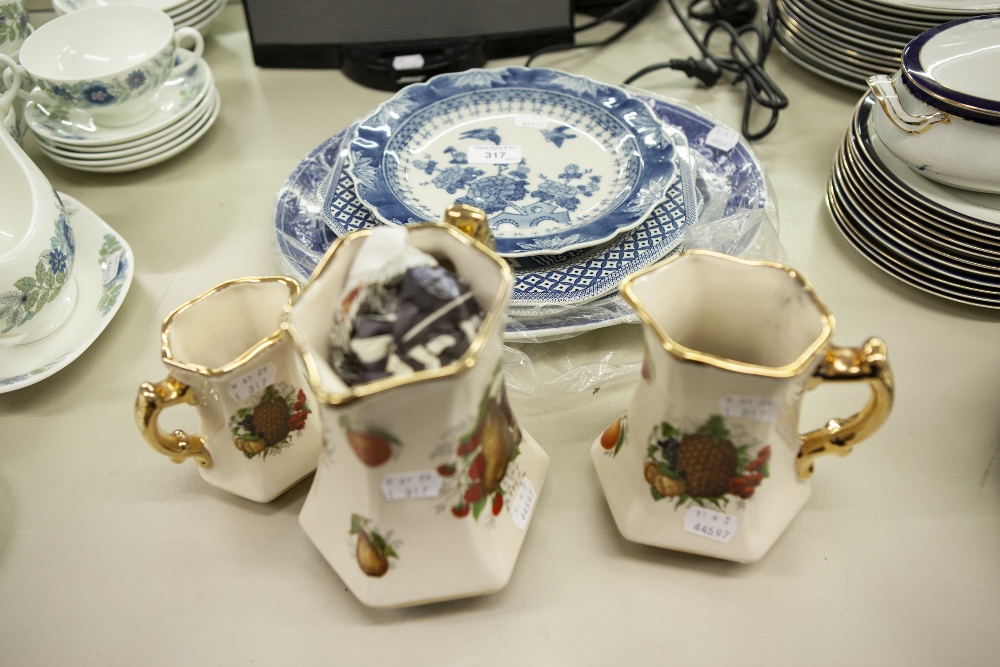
35;85;216;158
171;0;221;23
24;53;212;146
54;0;222;22
0;194;134;393
177;0;225;31
38;87;219;173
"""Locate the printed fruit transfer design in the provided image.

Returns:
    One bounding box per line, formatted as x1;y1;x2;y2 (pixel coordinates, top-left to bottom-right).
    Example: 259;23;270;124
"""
339;416;400;467
230;383;311;459
437;373;522;521
646;415;771;508
350;514;399;578
599;413;627;457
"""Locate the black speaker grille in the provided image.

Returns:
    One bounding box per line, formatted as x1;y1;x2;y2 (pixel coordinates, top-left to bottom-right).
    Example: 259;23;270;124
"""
245;0;572;45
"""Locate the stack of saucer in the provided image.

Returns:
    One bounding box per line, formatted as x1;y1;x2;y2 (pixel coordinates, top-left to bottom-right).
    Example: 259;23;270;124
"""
18;6;220;173
53;0;226;32
26;55;219;173
774;0;1000;89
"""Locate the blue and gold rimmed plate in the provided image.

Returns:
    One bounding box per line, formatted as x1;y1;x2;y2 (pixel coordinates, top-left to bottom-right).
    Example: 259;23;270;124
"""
0;194;134;392
347;67;678;257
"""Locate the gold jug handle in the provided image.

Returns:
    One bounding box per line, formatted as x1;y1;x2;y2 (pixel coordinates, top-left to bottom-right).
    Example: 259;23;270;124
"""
444;203;496;251
135;376;213;468
796;337;894;480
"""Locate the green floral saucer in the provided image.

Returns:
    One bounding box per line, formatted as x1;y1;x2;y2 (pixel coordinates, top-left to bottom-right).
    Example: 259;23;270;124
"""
0;193;133;393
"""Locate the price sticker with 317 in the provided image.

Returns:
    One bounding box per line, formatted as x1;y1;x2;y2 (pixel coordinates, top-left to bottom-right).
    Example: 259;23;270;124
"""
468;145;522;165
380;470;443;502
683;506;738;544
228;363;277;402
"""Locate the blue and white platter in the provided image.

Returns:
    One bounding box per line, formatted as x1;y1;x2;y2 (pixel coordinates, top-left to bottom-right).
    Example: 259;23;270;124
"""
346;67;678;257
273;93;769;337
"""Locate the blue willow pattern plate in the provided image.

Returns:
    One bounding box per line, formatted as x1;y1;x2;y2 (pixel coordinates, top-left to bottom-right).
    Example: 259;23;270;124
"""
273;95;768;336
316;120;686;309
347;67;678;257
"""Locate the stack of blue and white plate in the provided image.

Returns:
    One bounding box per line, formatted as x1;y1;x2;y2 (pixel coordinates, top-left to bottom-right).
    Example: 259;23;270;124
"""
274;67;770;339
828;17;1000;308
775;0;1000;89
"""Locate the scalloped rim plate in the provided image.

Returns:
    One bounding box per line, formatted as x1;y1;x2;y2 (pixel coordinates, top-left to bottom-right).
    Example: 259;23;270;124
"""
347;67;678;257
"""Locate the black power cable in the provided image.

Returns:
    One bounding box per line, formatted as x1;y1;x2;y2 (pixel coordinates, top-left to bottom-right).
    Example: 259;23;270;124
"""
625;0;788;140
525;0;659;67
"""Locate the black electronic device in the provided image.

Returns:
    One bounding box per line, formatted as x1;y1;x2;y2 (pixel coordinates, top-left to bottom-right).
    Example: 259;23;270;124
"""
242;0;575;90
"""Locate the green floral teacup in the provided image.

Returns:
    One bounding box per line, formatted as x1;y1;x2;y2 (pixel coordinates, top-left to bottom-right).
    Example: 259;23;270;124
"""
0;125;76;346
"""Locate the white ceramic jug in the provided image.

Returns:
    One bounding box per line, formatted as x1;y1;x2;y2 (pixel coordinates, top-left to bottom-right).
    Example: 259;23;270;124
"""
592;250;894;563
284;216;550;608
136;277;324;503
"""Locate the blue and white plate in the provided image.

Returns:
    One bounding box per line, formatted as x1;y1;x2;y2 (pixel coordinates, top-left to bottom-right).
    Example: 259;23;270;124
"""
273;95;768;336
346;67;678;257
0;193;134;392
325;118;687;308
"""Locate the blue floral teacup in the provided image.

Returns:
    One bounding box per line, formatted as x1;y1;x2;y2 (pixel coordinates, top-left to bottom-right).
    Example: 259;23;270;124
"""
12;5;203;127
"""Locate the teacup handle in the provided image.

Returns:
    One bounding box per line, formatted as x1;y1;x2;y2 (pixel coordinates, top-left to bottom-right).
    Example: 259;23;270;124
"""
135;376;214;468
171;27;204;74
0;55;23;110
796;337;894;480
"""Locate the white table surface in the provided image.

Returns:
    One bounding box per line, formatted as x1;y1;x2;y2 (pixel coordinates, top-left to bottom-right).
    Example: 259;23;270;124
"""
2;4;999;666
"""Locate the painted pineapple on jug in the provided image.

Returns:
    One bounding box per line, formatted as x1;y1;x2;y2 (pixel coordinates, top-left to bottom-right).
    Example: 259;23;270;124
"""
645;415;770;508
230;383;311;458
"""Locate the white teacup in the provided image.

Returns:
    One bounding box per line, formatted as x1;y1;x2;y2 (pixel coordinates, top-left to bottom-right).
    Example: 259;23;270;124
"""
16;5;203;127
0;127;76;346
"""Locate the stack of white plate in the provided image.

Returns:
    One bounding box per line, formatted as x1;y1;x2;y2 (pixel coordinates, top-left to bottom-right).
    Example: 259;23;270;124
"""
827;94;1000;308
23;52;219;173
52;0;226;32
774;0;1000;89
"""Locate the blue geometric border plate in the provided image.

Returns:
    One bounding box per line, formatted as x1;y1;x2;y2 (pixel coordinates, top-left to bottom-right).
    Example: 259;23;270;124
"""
317;121;686;308
347;67;677;257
